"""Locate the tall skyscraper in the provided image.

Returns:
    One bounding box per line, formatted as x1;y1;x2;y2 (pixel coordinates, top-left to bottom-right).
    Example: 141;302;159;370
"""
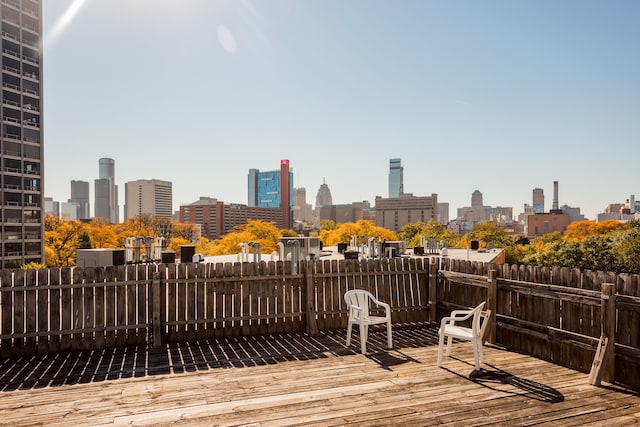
0;0;44;269
94;158;119;223
388;158;404;198
247;160;293;229
471;190;485;222
70;180;90;219
293;187;313;223
532;188;544;214
124;179;173;220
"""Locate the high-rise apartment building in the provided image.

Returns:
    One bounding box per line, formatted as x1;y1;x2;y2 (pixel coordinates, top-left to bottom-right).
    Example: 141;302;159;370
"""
388;158;403;198
247;160;293;229
70;179;90;219
532;188;544;214
124;179;172;220
180;197;220;239
0;0;44;269
94;158;119;223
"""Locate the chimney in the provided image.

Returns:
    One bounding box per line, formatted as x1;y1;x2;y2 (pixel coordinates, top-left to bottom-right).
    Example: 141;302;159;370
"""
551;181;561;213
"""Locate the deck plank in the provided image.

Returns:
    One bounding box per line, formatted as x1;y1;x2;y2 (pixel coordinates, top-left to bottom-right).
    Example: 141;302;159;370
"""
0;325;637;426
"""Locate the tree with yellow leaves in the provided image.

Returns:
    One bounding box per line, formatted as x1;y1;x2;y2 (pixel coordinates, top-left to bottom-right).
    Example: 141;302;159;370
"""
86;217;119;248
44;216;85;267
319;220;397;246
210;220;286;255
563;220;629;240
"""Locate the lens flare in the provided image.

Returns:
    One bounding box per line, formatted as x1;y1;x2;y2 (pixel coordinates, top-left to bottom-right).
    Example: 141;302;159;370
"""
44;0;88;49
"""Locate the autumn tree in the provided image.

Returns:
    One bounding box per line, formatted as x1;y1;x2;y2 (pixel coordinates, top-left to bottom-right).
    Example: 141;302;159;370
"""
44;216;85;267
210;220;285;255
86;217;119;248
563;220;629;241
319;220;397;246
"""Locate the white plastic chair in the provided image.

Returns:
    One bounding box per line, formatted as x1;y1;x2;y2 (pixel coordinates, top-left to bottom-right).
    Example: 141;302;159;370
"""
344;289;392;354
437;301;487;370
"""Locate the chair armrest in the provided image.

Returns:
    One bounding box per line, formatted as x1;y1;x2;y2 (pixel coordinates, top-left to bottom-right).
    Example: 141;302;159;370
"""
449;309;474;321
440;311;473;328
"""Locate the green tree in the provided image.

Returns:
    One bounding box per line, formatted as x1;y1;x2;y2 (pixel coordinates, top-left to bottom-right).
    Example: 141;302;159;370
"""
611;229;640;273
460;222;513;249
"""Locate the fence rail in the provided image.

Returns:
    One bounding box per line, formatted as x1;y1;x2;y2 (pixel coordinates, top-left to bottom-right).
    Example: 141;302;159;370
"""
441;259;640;390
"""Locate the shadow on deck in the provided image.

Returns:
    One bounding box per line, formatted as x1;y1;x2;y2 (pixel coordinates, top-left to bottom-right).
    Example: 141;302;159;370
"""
0;323;440;392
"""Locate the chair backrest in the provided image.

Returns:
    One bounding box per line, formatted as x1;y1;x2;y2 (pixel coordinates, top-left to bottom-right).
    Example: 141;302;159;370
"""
471;302;486;337
344;289;374;318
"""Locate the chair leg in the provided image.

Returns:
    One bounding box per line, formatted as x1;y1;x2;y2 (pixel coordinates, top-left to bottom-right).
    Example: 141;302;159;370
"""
386;320;392;349
437;331;445;367
478;340;484;364
472;339;481;371
445;336;453;356
346;322;353;347
360;323;367;354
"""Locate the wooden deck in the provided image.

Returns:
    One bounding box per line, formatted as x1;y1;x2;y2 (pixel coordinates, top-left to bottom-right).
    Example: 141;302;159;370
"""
0;324;637;426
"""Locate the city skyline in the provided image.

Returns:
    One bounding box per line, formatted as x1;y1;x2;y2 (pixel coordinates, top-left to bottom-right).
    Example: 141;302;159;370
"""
42;1;640;220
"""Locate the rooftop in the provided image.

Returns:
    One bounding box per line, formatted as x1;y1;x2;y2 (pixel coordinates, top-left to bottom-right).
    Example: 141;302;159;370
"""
0;325;637;426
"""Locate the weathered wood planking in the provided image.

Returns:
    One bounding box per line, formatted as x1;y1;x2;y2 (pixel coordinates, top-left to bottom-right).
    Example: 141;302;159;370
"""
0;328;638;427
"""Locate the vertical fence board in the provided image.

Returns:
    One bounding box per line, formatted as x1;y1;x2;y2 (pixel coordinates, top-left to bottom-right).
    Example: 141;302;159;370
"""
83;267;95;351
1;270;13;357
71;268;84;351
116;266;127;347
205;263;216;339
60;268;72;351
104;266;116;348
186;264;197;341
315;261;327;331
94;267;105;350
195;263;206;340
276;266;286;333
24;269;36;355
176;264;187;341
184;263;197;342
166;264;177;342
37;268;48;354
49;268;61;354
214;263;225;339
125;266;137;346
137;265;149;346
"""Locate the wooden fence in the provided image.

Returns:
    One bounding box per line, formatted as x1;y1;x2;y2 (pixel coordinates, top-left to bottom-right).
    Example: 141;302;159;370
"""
0;258;432;358
439;259;640;390
1;257;638;390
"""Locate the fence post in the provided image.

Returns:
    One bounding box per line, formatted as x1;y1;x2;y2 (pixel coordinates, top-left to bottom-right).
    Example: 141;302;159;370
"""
305;260;319;336
486;270;497;344
152;272;162;348
429;257;438;323
589;282;616;385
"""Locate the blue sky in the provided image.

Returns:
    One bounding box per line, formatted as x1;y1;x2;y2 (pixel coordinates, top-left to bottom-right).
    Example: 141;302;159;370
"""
43;0;640;221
